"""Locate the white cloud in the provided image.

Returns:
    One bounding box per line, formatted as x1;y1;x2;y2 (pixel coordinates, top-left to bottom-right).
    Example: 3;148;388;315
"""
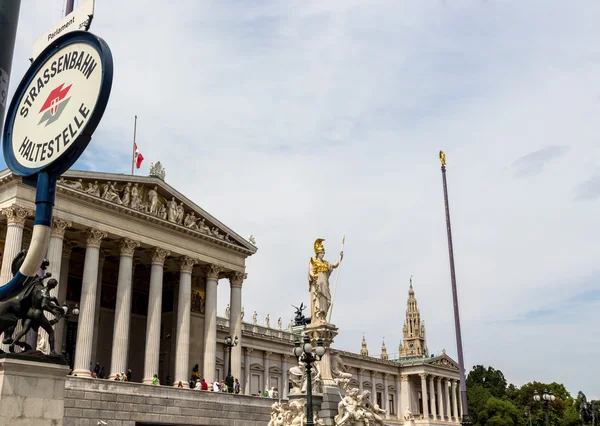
5;0;600;397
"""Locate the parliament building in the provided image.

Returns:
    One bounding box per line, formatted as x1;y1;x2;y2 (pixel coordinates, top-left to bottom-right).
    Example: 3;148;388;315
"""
0;167;465;425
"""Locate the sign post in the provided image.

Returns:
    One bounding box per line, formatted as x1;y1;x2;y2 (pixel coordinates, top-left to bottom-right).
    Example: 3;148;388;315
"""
0;30;113;299
0;0;22;136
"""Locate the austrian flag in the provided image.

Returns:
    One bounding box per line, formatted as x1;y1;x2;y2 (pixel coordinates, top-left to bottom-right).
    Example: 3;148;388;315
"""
134;143;144;169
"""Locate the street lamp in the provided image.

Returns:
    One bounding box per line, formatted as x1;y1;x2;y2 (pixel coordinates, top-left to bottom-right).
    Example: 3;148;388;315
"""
534;390;555;426
60;303;79;366
524;407;533;426
224;335;238;393
293;335;325;426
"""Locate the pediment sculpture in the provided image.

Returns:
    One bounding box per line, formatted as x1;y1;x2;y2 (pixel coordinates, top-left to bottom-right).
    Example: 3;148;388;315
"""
431;357;459;370
148;161;166;180
57;177;240;247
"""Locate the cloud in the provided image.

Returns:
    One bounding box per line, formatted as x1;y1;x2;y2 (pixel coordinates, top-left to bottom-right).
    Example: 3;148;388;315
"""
5;0;600;397
573;174;600;201
512;146;569;177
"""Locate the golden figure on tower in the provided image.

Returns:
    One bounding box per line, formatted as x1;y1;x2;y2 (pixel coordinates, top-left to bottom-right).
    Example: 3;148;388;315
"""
439;150;446;166
308;238;343;324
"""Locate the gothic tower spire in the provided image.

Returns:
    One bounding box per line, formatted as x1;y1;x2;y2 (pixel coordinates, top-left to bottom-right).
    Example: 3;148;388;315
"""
360;334;369;357
399;277;428;358
380;339;389;361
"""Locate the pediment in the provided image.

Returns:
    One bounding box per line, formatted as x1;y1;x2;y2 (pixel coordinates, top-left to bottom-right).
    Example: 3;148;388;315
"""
425;354;459;371
54;170;256;255
250;363;264;372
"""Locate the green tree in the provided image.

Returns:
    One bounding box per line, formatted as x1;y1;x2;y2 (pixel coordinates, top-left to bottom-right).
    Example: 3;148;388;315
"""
468;365;508;399
469;384;492;425
477;397;522;426
561;405;581;426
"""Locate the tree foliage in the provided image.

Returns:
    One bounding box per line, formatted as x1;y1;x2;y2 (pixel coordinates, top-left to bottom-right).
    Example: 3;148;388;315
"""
464;365;593;426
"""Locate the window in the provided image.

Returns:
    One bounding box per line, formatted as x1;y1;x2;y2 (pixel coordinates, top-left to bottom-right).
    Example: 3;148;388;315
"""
270;377;279;391
251;374;261;396
376;392;383;408
389;395;395;415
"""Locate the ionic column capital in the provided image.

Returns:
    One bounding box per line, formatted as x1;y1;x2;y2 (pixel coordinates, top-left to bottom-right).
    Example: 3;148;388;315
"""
179;256;196;273
51;218;72;238
151;248;170;265
401;375;410;381
245;347;254;355
119;238;140;257
419;373;428;380
229;272;247;288
83;228;107;248
2;205;32;227
206;264;222;281
451;379;457;387
281;354;290;361
359;368;366;374
264;351;272;358
62;240;78;257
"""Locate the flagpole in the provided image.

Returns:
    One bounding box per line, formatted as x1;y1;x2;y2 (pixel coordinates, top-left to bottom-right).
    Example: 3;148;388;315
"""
327;235;345;324
439;151;471;426
131;115;137;175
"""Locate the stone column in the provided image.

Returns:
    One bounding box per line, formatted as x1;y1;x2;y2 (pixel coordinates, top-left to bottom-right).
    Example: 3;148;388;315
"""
401;375;410;415
36;218;71;353
109;238;140;379
281;354;289;399
244;347;253;395
0;205;30;284
429;375;437;419
263;351;271;391
55;240;77;351
72;229;107;377
458;380;463;420
452;380;459;422
358;369;364;393
396;375;402;420
90;249;110;366
173;256;195;386
437;376;444;419
420;374;429;419
228;272;246;383
202;264;221;382
383;374;389;418
143;247;170;384
445;378;452;421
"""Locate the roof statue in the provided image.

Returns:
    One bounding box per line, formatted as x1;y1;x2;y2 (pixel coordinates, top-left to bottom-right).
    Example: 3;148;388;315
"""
248;234;256;245
439;150;446;166
149;161;166;180
308;238;343;324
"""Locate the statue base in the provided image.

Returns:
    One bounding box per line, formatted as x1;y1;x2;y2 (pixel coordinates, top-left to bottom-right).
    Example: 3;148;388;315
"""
305;322;339;387
0;353;70;426
318;385;345;426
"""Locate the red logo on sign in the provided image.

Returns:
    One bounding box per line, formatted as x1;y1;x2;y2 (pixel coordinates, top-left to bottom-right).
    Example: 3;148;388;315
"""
39;83;72;115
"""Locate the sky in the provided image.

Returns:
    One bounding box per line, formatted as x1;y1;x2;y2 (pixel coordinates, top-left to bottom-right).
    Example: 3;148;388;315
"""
3;0;600;398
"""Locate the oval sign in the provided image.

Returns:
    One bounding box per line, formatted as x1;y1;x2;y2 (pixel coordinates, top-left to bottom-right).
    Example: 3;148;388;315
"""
2;31;113;178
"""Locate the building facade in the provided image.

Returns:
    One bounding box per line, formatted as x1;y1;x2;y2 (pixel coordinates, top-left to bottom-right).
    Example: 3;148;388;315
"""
0;169;464;425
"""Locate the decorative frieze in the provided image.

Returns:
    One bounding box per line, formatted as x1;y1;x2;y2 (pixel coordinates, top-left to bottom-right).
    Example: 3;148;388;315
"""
229;272;247;288
178;256;196;273
205;264;222;281
58;177;240;248
51;218;72;238
83;229;107;248
119;238;140;257
150;248;170;265
1;205;32;227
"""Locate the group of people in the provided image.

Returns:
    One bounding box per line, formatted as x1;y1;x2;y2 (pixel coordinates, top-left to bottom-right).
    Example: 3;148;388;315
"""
181;377;242;394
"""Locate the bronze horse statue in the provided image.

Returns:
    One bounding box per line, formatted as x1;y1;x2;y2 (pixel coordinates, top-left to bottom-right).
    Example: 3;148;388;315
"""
0;250;63;354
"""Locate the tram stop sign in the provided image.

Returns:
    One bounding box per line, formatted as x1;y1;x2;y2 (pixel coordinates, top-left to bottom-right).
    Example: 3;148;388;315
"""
2;31;113;181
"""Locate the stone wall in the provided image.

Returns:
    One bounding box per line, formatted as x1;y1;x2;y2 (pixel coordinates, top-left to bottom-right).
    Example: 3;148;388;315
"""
64;376;273;426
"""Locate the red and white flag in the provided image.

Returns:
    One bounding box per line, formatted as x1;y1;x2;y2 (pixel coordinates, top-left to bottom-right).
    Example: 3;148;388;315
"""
134;143;144;169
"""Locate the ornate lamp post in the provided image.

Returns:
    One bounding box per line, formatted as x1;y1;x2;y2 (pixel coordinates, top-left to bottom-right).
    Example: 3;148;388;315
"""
224;335;238;393
534;389;555;426
524;407;533;426
293;335;325;426
60;302;79;367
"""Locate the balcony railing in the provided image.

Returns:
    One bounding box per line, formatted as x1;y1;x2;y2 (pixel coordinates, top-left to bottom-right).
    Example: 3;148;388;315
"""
216;316;300;342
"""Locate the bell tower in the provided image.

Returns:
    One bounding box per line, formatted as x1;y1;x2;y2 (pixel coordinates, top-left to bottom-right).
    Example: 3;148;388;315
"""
399;277;428;358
